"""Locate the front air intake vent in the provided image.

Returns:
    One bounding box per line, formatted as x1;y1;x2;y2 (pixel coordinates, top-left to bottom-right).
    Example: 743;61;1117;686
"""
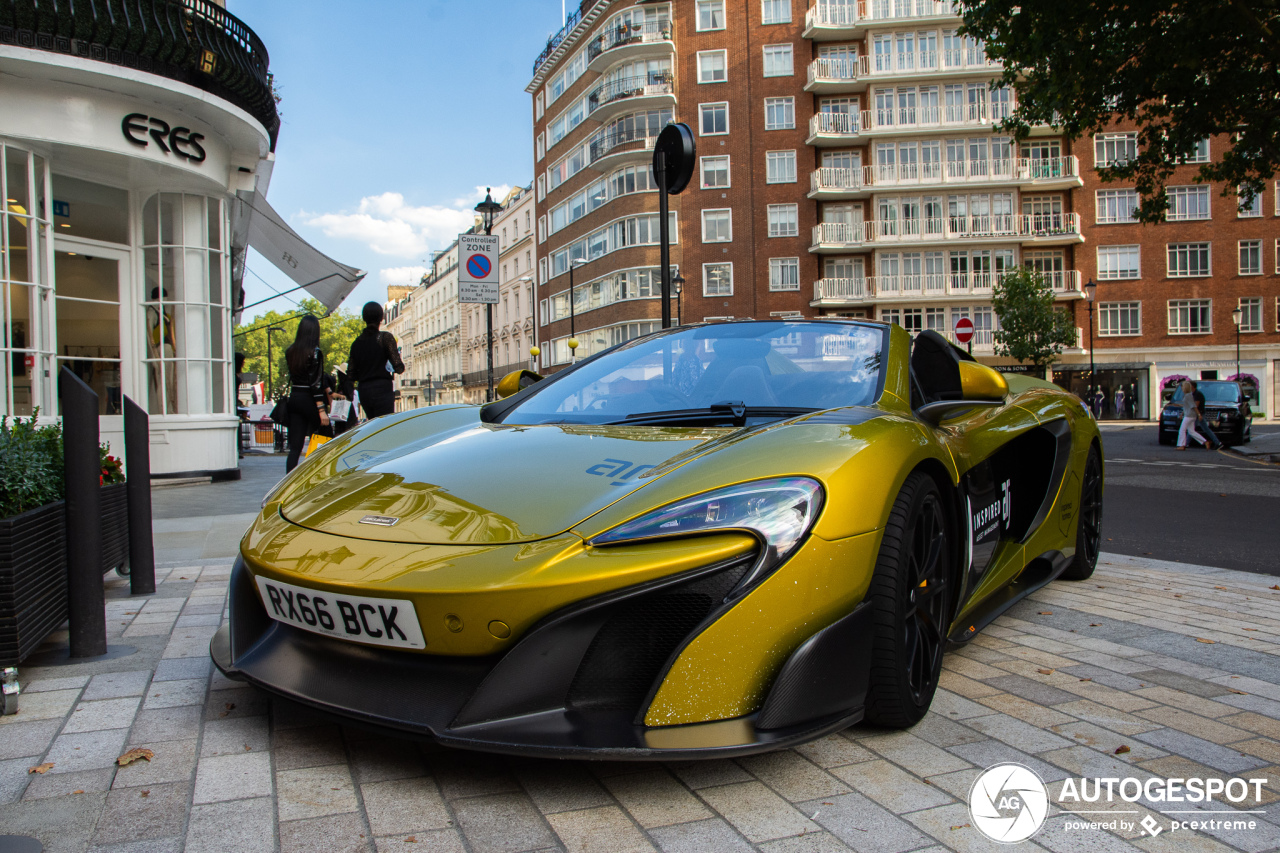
566;557;751;714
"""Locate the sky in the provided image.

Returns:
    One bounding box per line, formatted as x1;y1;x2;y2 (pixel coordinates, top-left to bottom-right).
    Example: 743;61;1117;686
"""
226;0;569;321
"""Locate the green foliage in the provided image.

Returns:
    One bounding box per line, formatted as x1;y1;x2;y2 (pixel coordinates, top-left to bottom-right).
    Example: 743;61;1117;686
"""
958;0;1280;221
990;268;1079;370
0;410;64;518
233;299;366;400
100;444;125;486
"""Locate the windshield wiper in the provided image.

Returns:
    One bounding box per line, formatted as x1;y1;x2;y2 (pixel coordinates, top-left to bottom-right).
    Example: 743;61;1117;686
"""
609;401;815;427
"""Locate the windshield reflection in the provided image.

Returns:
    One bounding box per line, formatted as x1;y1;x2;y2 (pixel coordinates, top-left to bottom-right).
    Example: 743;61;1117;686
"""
502;321;885;426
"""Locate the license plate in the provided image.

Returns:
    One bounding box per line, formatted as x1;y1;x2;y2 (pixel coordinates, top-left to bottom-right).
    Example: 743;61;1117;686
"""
255;577;426;650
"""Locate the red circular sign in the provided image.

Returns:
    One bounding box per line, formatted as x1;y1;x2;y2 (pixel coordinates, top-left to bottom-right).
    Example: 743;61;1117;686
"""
954;317;975;344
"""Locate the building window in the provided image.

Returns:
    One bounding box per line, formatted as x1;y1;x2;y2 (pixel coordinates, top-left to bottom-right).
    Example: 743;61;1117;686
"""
698;50;727;83
702;208;733;243
697;0;725;31
699;102;729;135
1240;240;1263;275
767;204;799;237
1094;133;1137;167
764;97;795;130
704;263;733;296
1238;186;1263;218
1238;297;1263;333
1168;299;1212;335
761;0;791;24
765;150;797;183
763;44;794;77
1095;189;1139;224
535;91;545;120
700;155;730;189
1182;138;1210;164
536;135;545;162
769;257;801;291
1098;302;1141;336
1167;242;1211;277
1097;245;1141;280
1167;185;1210;221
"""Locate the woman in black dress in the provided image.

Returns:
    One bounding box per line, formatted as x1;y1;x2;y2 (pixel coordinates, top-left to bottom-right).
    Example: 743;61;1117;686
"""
284;315;330;472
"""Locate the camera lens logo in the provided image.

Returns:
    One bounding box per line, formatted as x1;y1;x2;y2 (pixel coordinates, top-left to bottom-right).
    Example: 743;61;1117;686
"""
968;763;1049;843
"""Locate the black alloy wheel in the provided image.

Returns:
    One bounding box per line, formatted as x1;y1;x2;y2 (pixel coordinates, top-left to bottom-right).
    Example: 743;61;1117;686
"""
864;471;952;728
1062;446;1103;580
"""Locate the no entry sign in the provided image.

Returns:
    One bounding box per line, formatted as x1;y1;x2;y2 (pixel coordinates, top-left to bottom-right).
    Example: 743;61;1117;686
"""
458;233;499;304
954;316;975;344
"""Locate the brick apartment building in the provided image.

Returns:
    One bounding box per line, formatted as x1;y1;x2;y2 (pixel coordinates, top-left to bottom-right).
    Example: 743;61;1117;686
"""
526;0;1279;419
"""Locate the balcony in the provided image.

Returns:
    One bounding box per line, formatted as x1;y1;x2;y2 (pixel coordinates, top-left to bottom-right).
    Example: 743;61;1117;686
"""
810;213;1083;252
806;50;1000;93
586;123;659;170
804;0;960;40
811;156;1082;198
812;270;1081;307
1;0;279;145
585;19;673;72
586;73;674;124
807;111;861;146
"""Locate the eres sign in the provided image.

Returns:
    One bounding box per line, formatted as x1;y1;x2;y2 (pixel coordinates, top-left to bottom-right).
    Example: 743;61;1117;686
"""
122;114;207;163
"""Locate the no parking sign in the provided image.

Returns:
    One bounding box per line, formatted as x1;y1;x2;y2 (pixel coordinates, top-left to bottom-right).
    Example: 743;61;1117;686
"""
458;233;499;304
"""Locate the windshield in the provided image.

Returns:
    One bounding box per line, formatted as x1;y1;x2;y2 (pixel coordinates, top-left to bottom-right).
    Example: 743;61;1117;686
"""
1170;383;1240;405
501;321;886;426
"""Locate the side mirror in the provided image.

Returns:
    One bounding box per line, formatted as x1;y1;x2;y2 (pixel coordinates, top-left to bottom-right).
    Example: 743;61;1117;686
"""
918;362;1008;425
496;369;543;399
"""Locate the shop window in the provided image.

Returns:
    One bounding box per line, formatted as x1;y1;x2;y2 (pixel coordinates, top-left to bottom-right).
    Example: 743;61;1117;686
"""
50;175;129;244
54;251;123;416
141;193;231;416
2;144;53;417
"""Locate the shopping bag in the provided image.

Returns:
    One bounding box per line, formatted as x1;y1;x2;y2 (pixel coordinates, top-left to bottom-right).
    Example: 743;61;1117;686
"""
329;399;352;421
304;432;331;458
269;397;289;424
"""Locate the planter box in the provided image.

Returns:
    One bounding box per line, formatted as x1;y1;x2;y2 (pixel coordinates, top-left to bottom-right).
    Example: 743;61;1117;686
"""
0;500;68;667
101;482;128;575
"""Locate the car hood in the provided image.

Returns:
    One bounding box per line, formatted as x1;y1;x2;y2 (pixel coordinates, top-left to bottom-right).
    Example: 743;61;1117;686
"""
278;409;732;545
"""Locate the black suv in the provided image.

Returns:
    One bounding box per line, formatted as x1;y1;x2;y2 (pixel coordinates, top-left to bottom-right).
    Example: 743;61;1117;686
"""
1158;381;1254;446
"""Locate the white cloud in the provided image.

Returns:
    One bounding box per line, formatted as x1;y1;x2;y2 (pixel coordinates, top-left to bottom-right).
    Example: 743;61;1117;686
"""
379;266;427;287
303;192;477;258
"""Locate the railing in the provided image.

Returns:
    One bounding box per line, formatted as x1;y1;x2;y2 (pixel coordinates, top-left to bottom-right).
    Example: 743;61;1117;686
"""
533;3;584;76
806;0;959;29
1;0;279;145
860;103;1015;134
811;166;868;193
587;73;673;113
809;50;998;86
812;213;1082;247
809;111;861;137
862;156;1080;189
586;19;671;62
807;55;868;85
813;270;1082;303
588;122;660;163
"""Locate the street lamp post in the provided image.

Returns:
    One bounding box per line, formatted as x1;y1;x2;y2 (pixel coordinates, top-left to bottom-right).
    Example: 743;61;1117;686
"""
567;258;585;362
1231;306;1243;380
427;372;433;406
1083;279;1097;414
672;271;684;327
474;189;504;402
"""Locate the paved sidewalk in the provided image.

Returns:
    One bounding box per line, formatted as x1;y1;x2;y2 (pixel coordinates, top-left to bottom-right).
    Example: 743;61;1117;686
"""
2;469;1278;853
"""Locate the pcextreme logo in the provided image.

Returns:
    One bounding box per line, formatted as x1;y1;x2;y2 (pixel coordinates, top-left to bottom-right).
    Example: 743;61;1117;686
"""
969;763;1271;843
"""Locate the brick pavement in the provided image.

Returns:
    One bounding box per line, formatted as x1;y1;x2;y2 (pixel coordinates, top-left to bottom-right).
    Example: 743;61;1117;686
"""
1;552;1278;853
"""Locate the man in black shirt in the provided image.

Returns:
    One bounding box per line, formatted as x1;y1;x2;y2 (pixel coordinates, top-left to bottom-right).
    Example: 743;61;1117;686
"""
345;301;405;419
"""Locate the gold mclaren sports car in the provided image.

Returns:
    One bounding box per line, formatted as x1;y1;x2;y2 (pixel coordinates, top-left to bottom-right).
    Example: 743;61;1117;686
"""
211;320;1103;758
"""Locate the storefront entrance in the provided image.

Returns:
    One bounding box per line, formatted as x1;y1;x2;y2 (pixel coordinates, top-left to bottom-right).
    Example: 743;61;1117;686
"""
53;242;129;416
1053;363;1151;420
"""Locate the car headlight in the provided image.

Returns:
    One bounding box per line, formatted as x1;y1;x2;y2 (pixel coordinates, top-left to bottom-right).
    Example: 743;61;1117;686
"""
591;477;824;591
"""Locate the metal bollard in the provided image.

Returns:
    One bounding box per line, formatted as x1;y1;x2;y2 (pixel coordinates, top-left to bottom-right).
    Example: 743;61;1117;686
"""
60;367;107;658
124;396;156;595
1;667;18;715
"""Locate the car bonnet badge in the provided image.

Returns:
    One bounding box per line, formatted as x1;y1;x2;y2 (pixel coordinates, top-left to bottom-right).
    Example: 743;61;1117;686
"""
359;515;400;527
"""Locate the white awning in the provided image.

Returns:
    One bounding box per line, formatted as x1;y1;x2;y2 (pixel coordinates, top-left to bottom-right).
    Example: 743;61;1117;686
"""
230;190;364;315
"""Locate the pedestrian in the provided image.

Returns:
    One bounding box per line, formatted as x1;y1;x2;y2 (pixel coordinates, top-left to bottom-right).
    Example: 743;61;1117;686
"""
345;301;405;419
331;362;358;435
1175;379;1209;451
283;315;330;473
1190;381;1223;450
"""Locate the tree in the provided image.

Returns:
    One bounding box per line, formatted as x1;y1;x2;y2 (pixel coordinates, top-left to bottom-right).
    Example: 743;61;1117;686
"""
233;299;365;400
958;0;1280;221
989;268;1079;372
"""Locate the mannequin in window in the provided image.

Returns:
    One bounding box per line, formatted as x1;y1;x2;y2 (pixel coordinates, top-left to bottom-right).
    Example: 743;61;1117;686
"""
147;287;178;412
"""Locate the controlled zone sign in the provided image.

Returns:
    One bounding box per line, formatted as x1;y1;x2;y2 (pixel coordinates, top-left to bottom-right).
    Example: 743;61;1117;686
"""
458;233;499;304
954;316;975;345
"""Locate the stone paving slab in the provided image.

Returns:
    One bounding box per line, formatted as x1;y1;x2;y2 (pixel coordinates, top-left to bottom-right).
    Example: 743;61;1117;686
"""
0;554;1277;852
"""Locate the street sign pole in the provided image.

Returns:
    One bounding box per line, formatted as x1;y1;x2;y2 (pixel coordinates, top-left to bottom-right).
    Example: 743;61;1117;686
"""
652;123;696;331
656;149;671;330
457;232;500;399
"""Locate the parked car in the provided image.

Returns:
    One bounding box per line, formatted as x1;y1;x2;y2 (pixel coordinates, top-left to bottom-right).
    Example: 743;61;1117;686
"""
1158;380;1253;446
212;322;1103;759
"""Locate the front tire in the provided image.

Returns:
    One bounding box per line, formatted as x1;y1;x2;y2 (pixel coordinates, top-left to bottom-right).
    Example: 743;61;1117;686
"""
1061;446;1103;581
863;471;953;728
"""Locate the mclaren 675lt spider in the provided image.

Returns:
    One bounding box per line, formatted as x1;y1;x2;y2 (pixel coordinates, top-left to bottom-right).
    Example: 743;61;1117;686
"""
212;320;1103;759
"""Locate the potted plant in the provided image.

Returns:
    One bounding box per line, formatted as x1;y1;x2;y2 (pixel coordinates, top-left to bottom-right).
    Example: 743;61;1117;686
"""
100;447;128;576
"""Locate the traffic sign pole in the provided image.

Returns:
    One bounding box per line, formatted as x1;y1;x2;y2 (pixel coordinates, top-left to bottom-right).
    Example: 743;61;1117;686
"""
657;149;671;330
